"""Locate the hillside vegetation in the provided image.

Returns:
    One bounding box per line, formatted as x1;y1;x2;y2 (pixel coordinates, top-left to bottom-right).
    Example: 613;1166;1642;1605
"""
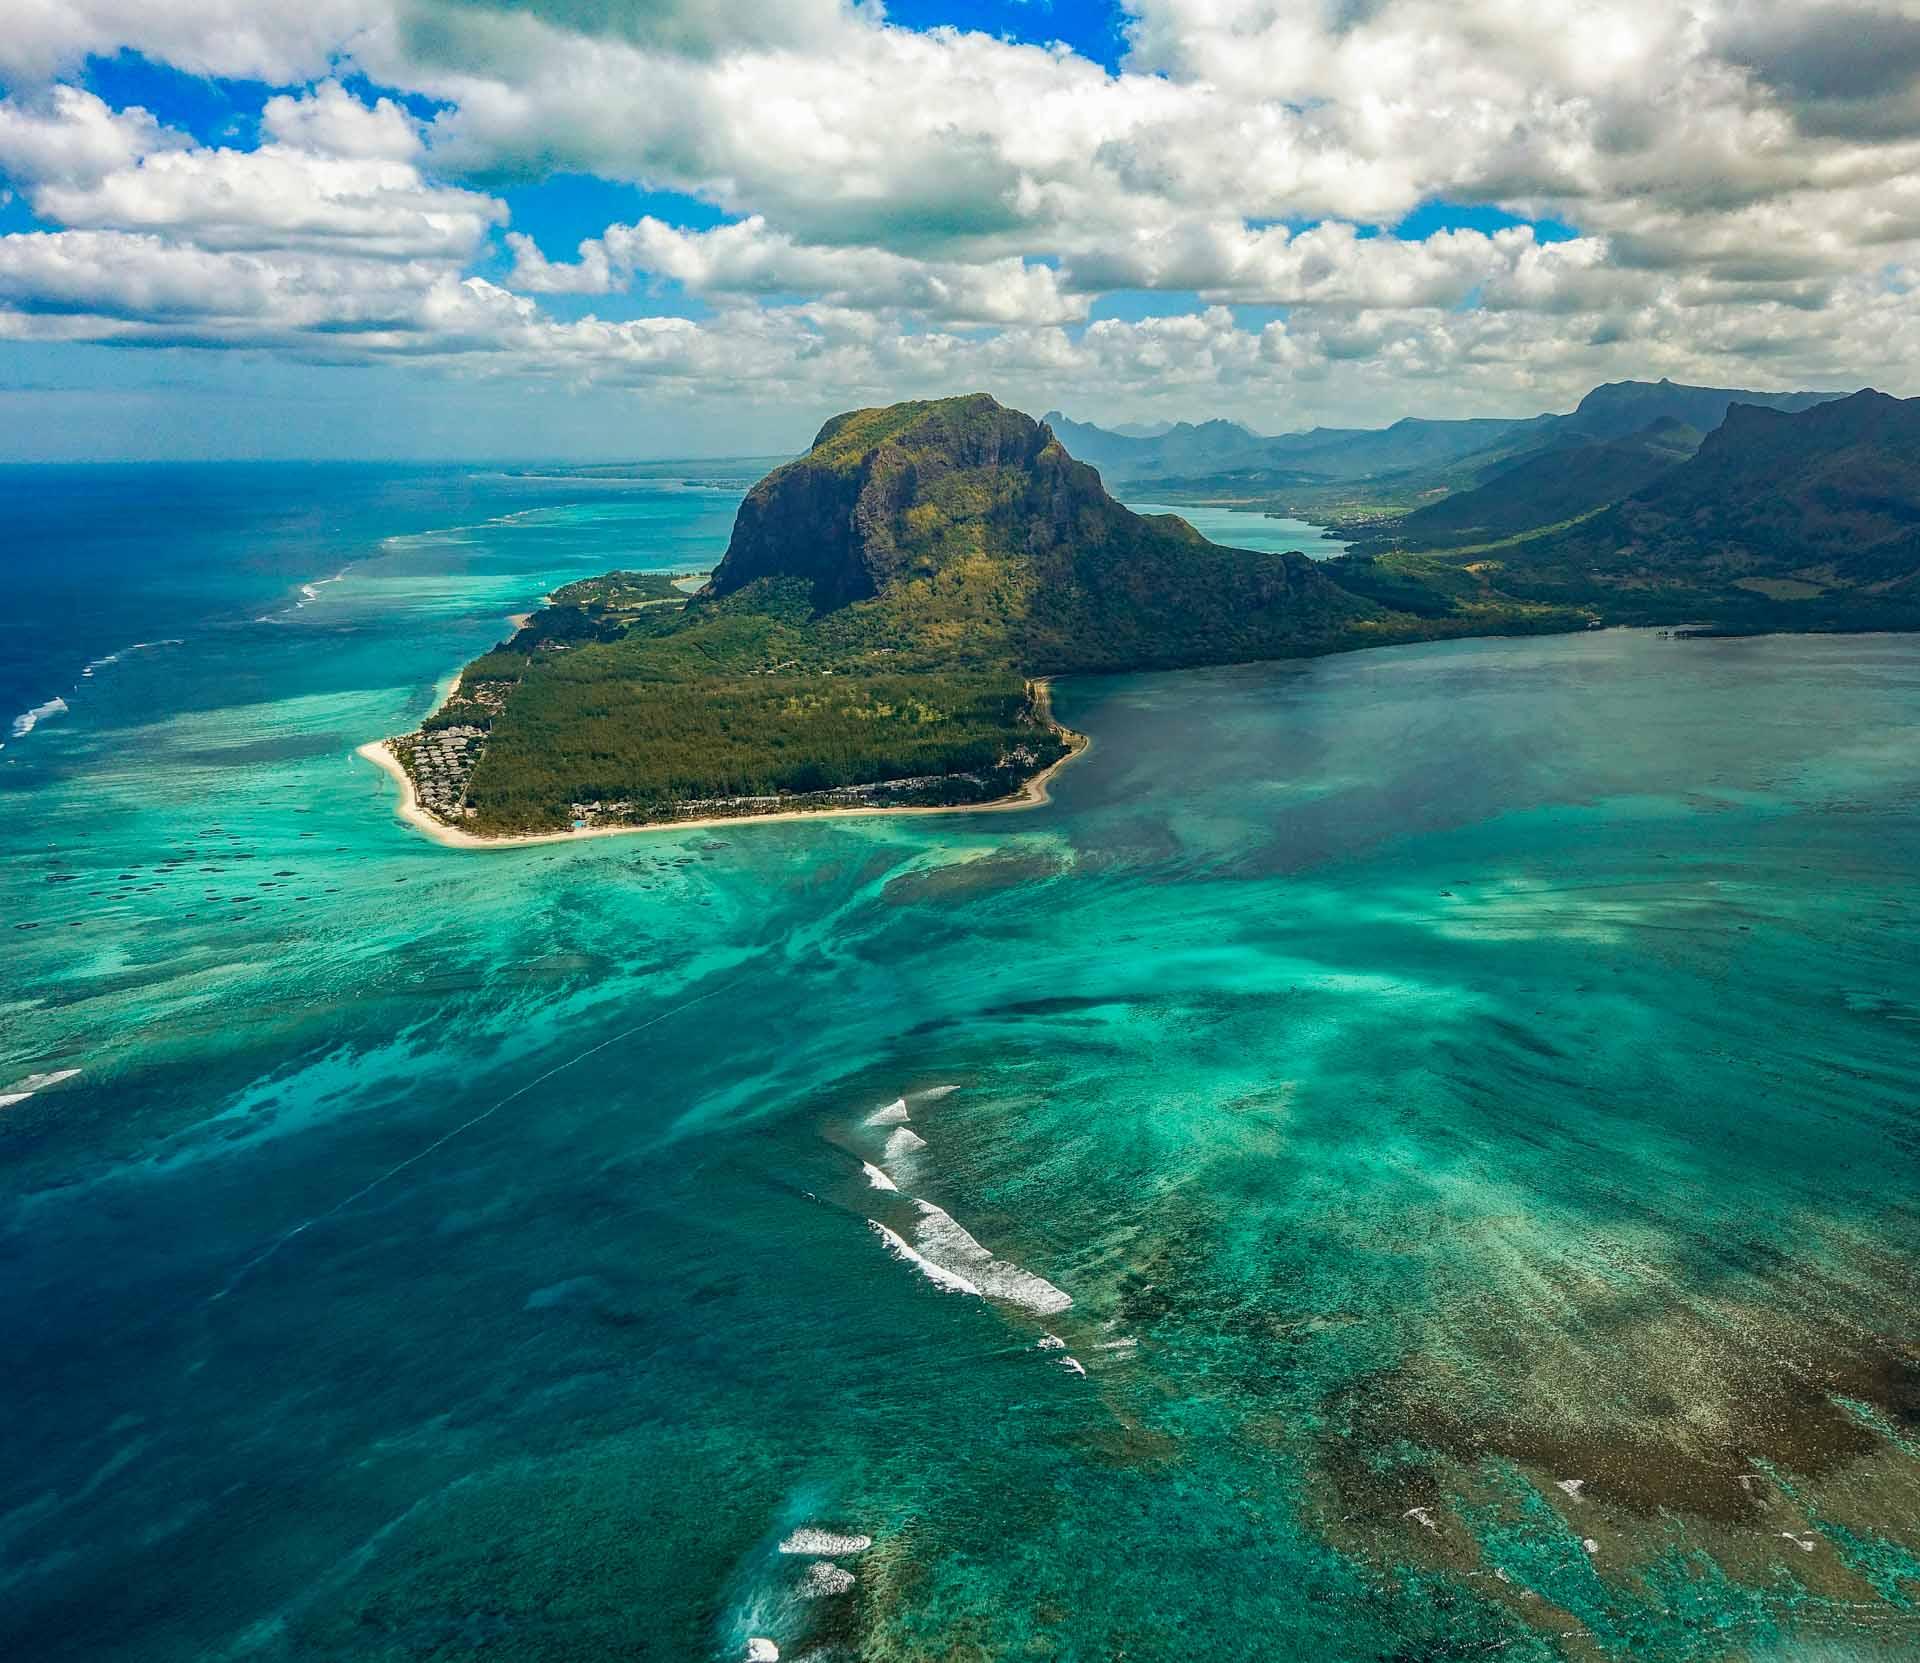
1482;389;1920;627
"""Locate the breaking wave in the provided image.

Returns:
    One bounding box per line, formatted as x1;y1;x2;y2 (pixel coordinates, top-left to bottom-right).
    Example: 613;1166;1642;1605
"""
80;639;181;679
9;696;68;740
867;1219;982;1297
910;1201;1072;1316
801;1562;855;1598
883;1126;928;1160
4;638;183;752
0;1067;81;1110
258;570;348;622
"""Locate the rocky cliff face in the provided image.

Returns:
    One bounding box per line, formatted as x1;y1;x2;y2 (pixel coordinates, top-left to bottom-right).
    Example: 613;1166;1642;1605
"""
710;395;1060;608
705;393;1373;671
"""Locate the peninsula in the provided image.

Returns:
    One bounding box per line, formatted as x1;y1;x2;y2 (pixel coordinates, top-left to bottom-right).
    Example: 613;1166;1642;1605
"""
367;388;1920;840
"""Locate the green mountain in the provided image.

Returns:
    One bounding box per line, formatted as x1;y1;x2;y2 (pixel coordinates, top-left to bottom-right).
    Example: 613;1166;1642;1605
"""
712;395;1372;674
1380;418;1703;548
1549;377;1835;442
1488;389;1920;623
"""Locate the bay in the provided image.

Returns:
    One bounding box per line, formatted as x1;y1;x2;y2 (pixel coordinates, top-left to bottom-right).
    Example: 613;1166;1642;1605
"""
1120;498;1347;557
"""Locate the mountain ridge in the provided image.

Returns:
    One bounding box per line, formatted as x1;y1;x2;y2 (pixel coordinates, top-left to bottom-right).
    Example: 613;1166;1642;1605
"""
1047;379;1845;518
1500;388;1920;613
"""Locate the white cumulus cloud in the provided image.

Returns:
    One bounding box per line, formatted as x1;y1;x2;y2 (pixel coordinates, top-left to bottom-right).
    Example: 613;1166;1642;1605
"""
0;0;1918;434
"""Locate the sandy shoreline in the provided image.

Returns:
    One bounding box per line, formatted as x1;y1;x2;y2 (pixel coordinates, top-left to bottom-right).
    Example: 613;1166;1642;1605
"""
358;679;1086;851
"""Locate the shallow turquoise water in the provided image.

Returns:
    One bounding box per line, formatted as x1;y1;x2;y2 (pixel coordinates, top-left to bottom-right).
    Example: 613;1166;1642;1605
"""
6;471;1920;1660
1120;499;1347;557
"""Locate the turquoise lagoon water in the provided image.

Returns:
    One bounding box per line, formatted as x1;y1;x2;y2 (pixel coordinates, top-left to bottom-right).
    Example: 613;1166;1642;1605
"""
5;467;1920;1661
1120;500;1346;557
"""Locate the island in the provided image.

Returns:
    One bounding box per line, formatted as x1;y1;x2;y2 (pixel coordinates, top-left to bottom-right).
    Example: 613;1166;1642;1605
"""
363;388;1920;842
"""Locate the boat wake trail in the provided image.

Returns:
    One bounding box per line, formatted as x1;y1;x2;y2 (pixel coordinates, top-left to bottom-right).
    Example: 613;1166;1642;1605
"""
210;982;734;1303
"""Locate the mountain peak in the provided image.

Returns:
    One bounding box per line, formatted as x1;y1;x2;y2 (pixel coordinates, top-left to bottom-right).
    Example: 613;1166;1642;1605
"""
1567;377;1837;441
719;394;1061;610
707;393;1371;673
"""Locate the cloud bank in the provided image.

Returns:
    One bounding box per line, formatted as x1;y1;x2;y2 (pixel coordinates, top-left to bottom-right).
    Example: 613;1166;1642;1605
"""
1;0;1917;443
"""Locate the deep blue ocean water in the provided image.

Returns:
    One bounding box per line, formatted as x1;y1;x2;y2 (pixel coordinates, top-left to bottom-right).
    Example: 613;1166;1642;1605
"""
5;465;1920;1661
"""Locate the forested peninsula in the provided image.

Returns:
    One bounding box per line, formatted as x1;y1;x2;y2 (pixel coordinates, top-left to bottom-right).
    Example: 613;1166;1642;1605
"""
367;388;1920;840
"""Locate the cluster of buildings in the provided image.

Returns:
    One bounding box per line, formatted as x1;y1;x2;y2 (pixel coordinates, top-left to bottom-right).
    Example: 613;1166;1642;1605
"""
397;725;485;821
562;774;972;827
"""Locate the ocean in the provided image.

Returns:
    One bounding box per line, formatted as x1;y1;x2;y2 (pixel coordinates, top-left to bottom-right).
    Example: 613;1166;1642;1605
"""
5;464;1920;1661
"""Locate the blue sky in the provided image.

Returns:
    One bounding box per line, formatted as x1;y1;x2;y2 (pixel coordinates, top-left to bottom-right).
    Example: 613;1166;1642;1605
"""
884;0;1134;68
0;0;1903;457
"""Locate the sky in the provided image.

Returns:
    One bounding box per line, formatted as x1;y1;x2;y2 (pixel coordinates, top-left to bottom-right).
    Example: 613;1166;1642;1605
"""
0;0;1917;459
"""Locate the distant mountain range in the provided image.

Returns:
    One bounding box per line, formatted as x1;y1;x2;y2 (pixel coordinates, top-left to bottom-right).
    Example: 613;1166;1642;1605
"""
1387;417;1704;547
1043;406;1521;488
1044;379;1846;520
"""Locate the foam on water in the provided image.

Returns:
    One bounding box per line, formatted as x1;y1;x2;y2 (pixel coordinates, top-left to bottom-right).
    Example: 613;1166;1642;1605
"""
883;1126;927;1159
80;640;182;679
916;1085;960;1099
910;1201;1073;1316
257;570;348;623
867;1220;982;1297
801;1562;855;1598
981;1264;1073;1316
860;1161;898;1192
5;1068;81;1093
779;1529;872;1556
909;1202;993;1269
865;1098;910;1126
10;695;68;740
1;1068;81;1108
746;1640;779;1661
6;638;184;752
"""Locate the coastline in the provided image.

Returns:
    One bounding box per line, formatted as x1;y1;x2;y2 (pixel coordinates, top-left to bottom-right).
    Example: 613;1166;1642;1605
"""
358;678;1086;851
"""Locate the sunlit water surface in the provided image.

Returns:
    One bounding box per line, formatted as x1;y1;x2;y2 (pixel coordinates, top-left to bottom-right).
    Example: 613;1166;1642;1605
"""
1120;499;1347;557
